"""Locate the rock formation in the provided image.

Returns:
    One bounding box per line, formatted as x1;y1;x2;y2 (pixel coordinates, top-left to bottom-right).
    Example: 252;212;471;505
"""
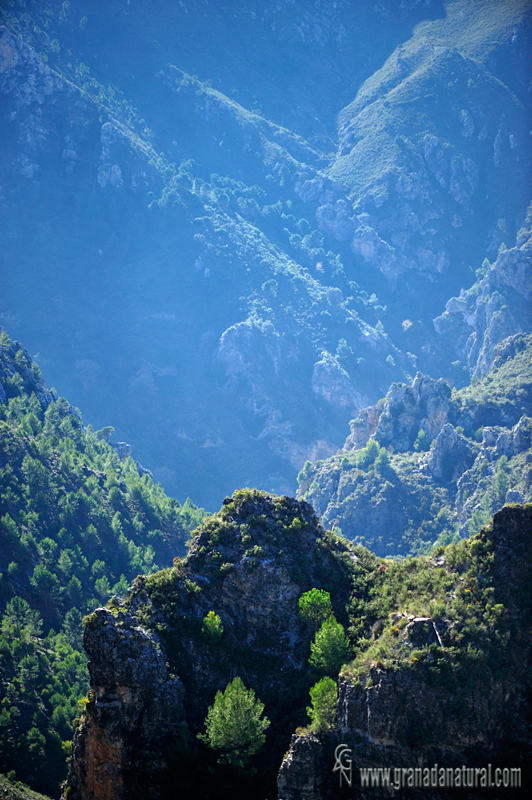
63;501;532;799
62;490;356;800
434;203;532;378
298;333;532;554
64;609;185;800
278;505;532;799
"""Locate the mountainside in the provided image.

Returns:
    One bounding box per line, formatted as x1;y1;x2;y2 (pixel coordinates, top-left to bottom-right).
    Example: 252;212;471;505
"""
297;332;532;555
1;2;531;797
1;0;530;508
62;498;532;799
0;329;204;794
279;503;532;799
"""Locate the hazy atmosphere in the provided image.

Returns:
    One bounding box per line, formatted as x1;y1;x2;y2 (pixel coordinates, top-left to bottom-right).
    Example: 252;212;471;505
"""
1;1;531;798
2;0;530;510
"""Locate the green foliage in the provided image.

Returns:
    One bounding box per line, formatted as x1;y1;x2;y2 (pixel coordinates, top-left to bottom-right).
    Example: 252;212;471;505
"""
355;438;380;470
197;677;270;769
201;611;223;643
0;599;88;796
309;617;349;675
94;426;115;442
0;342;206;793
298;589;333;632
306;677;337;731
413;429;429;452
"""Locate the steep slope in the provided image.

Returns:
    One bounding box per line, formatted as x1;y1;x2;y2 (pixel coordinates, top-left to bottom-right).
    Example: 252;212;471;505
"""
0;329;205;795
297;333;532;555
0;0;530;508
328;0;531;286
63;489;357;800
434;200;532;377
0;775;52;800
62;501;532;799
279;504;532;799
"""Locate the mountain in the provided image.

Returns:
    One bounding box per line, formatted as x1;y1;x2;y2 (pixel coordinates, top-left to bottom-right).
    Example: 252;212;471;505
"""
62;497;532;799
0;329;205;794
1;0;530;509
1;1;532;796
297;332;532;556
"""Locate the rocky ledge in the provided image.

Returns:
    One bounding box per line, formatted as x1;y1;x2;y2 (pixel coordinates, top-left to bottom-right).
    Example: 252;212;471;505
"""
278;505;532;799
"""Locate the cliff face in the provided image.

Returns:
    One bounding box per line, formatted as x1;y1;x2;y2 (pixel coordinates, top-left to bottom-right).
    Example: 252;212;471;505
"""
65;610;185;800
63;490;357;800
278;505;532;800
434;202;532;378
298;333;532;554
64;502;532;800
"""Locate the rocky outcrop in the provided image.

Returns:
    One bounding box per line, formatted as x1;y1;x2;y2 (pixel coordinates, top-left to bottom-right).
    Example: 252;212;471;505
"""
63;491;356;800
311;352;368;415
278;506;532;800
298;333;532;554
426;423;478;483
434;203;532;378
344;372;451;453
0;328;57;410
63;609;185;800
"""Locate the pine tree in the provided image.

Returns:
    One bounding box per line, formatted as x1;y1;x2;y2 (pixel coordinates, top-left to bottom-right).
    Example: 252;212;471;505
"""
198;677;270;768
298;588;333;633
307;677;337;731
309;616;349;675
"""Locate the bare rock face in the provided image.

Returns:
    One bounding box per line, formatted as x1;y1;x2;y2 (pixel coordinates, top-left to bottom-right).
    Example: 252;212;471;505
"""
434;203;532;378
277;733;330;800
344;372;451;453
63;609;185;800
311;352;368;415
426;423;479;483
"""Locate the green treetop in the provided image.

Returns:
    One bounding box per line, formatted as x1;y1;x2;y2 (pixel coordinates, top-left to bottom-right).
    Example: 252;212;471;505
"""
198;677;270;769
298;588;333;632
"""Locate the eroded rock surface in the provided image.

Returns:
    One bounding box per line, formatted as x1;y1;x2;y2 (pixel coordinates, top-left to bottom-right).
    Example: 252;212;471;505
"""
63;491;356;800
278;506;532;800
63;609;185;800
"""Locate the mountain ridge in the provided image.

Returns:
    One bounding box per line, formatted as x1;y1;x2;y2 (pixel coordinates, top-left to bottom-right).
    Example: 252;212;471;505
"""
1;0;530;507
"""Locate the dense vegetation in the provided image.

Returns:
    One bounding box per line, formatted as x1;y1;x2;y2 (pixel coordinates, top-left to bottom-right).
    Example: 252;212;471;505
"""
0;329;205;795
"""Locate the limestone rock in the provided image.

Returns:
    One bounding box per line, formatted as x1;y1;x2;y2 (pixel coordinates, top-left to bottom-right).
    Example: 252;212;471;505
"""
311;352;367;414
64;491;356;799
277;506;532;800
315;200;354;242
434;203;532;377
112;442;132;461
344;372;451;454
427;423;478;483
63;608;185;800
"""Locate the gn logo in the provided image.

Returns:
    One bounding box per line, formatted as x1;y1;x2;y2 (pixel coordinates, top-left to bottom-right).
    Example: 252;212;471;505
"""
333;743;353;788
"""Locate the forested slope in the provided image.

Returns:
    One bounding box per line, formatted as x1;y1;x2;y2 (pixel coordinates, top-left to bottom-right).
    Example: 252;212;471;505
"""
0;0;530;507
0;329;204;794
